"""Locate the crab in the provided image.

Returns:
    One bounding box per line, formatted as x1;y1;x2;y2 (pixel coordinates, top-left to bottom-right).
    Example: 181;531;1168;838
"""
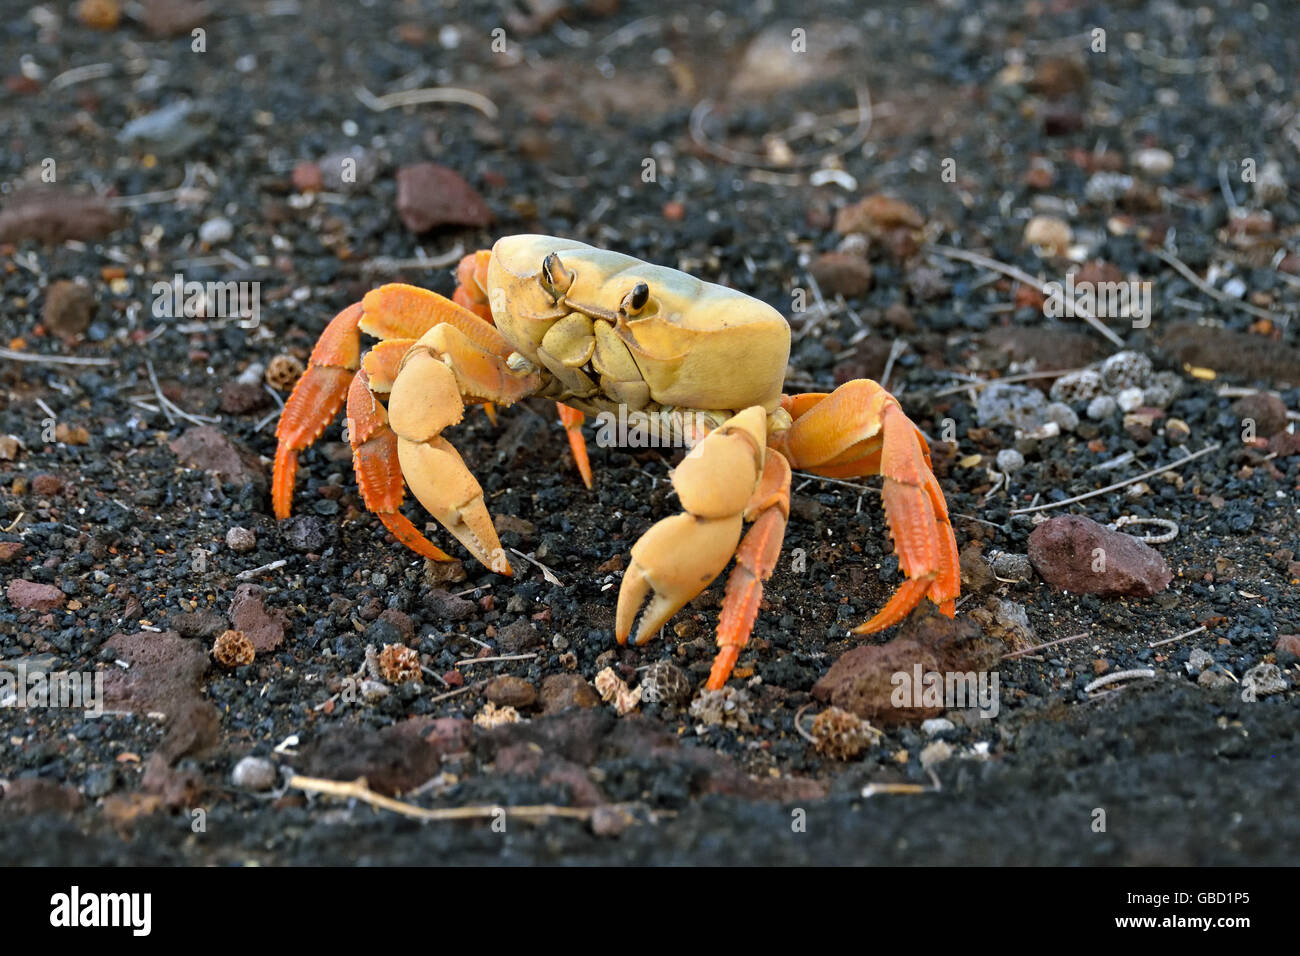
273;235;959;689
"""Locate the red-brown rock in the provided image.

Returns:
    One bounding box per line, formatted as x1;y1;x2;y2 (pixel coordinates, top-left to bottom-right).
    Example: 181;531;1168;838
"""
395;163;492;233
6;579;66;612
1028;515;1172;597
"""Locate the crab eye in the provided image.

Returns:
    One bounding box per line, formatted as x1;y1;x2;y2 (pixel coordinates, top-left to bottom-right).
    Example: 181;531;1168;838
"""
623;281;650;315
540;252;573;299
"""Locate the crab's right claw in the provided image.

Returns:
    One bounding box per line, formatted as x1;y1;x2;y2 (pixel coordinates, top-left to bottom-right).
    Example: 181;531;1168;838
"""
615;407;767;647
616;513;744;644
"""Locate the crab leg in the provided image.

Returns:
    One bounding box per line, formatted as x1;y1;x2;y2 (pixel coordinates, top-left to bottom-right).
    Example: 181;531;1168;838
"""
273;282;503;519
556;404;593;489
346;369;453;561
453;249;494;322
771;379;959;633
273;302;364;520
616;406;768;657
387;323;540;575
709;449;791;689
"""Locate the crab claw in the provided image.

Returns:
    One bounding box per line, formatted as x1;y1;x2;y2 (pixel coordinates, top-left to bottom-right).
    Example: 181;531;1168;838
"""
615;406;766;648
617;513;744;645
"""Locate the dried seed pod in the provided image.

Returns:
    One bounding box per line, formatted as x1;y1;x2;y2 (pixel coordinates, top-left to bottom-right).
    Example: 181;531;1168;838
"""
473;701;521;728
639;661;692;707
265;354;305;391
689;687;753;731
377;644;421;684
594;666;641;715
213;629;255;668
809;706;881;760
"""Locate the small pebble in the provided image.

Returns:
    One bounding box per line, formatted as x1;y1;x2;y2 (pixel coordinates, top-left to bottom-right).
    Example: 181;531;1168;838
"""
990;551;1034;582
1100;351;1153;390
1087;395;1117;420
1165;418;1191;445
976;383;1049;431
1142;371;1182;408
226;526;257;553
1254;160;1287;206
1045;401;1079;432
199;216;234;245
921;718;954;736
1241;662;1287;700
1116;387;1145;412
1084;171;1134;204
236;361;265;386
119;100;216;156
1186;648;1215;675
996;448;1025;473
83;767;118;798
1050;368;1102;404
640;661;693;707
919;740;953;768
231;756;277;791
1132;147;1174;176
1023;215;1071;254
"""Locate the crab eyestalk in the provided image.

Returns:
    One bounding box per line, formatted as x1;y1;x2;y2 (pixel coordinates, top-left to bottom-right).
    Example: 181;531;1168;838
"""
621;281;650;316
540;251;574;300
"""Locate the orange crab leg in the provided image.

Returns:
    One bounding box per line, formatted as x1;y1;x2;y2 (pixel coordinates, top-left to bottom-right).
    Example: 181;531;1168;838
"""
773;380;959;634
273;302;364;520
557;403;593;488
453;249;495;323
709;449;791;689
360;283;511;357
347;370;453;561
360;339;415;392
450;250;501;422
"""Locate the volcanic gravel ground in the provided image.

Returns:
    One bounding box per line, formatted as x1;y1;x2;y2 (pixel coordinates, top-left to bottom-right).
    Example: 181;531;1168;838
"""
0;0;1297;864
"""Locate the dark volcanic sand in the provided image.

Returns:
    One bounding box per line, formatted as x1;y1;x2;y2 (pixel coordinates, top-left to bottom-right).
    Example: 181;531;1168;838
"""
1;0;1297;865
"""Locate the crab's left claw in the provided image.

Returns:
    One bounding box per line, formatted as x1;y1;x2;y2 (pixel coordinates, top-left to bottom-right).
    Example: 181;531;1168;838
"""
616;408;769;653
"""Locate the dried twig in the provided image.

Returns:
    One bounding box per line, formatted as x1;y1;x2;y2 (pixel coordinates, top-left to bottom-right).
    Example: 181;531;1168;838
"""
145;359;221;428
1150;247;1283;326
930;367;1087;398
1083;668;1157;693
428;684;478;704
48;59;160;90
1148;624;1208;649
354;85;498;119
878;338;908;392
690;84;873;170
455;653;538;666
0;347;116;367
1108;515;1179;544
289;774;604;822
358;244;466;274
1010;443;1221;515
235;559;287;581
928;245;1126;348
1001;631;1089;660
509;548;564;587
861;769;942;798
108;186;208;208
